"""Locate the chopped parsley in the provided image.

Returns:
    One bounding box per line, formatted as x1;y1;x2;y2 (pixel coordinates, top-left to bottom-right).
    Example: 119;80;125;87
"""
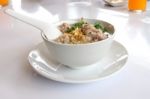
94;22;108;33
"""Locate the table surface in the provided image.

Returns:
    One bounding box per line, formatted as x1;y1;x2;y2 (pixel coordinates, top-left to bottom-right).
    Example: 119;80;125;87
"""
0;0;150;99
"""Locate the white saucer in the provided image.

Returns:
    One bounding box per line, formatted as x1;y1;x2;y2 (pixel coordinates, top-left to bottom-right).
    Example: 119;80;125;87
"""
28;41;128;83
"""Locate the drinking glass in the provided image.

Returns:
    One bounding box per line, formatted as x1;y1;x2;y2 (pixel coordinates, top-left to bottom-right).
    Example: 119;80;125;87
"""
128;0;147;12
0;0;8;7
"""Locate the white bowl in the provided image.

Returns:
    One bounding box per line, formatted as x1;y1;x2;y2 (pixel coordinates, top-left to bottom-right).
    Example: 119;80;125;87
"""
41;19;115;69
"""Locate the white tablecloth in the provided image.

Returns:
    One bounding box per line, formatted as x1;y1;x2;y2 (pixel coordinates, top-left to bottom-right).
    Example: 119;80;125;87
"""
0;0;150;99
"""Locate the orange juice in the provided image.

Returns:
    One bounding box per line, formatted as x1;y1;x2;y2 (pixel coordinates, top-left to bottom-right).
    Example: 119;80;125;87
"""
0;0;8;6
128;0;147;12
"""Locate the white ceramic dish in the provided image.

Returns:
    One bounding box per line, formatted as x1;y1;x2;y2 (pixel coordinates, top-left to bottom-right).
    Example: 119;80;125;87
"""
5;9;115;69
42;19;115;68
28;41;128;83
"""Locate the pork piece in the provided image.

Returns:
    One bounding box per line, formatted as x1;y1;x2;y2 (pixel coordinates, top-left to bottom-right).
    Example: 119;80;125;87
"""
81;24;100;34
81;24;108;41
56;33;71;44
92;33;108;42
59;23;71;33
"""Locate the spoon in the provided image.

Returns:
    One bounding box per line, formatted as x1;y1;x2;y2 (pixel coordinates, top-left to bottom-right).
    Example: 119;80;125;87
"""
5;9;62;40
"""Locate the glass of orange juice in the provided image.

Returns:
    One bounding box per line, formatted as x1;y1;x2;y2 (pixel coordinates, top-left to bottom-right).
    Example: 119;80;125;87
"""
128;0;147;12
0;0;9;6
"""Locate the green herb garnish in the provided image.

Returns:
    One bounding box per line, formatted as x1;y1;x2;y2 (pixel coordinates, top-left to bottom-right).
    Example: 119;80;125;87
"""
94;22;108;33
65;27;75;33
65;19;85;33
73;20;85;28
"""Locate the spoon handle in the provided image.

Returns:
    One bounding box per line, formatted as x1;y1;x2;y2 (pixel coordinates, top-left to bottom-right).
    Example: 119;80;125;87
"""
5;9;62;40
5;9;50;31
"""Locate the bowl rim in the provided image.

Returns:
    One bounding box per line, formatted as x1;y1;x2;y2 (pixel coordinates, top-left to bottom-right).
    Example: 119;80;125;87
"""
41;18;115;46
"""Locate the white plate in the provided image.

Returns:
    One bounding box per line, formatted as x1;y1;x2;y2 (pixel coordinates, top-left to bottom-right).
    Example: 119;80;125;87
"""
28;41;128;83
